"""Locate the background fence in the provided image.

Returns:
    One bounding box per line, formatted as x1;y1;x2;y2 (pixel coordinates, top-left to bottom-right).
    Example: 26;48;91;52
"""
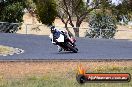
0;22;132;39
0;22;20;33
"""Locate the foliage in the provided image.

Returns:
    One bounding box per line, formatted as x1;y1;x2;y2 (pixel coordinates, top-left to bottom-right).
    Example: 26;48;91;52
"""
111;0;132;23
85;13;117;39
0;0;27;23
33;0;57;26
97;0;112;10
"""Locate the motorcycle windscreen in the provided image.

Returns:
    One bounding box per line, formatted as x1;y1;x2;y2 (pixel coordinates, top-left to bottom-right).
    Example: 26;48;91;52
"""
56;34;64;42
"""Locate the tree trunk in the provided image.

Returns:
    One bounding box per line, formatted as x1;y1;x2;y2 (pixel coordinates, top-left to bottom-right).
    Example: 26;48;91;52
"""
64;22;73;37
65;27;74;37
73;21;81;37
73;27;79;37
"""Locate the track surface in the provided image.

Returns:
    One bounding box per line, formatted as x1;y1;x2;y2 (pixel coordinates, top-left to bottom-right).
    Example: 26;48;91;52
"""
0;33;132;60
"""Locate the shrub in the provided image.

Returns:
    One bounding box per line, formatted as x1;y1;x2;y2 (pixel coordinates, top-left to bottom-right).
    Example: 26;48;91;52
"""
85;13;117;39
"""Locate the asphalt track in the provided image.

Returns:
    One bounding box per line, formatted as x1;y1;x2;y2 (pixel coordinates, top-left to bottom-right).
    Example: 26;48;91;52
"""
0;33;132;60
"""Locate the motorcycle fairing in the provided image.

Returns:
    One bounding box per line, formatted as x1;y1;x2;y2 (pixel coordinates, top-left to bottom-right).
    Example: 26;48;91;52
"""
56;34;64;42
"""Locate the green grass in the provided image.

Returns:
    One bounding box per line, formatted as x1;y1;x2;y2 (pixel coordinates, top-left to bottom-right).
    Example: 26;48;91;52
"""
0;66;131;87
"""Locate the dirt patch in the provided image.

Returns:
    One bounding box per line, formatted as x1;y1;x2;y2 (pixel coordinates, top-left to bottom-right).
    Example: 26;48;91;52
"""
0;61;131;78
0;45;15;56
0;45;24;56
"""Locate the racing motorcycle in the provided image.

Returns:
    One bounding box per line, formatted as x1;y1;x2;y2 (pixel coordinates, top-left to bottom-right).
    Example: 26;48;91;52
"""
49;30;78;53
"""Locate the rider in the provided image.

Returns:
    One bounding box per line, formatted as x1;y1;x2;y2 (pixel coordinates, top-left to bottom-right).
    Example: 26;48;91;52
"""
49;26;75;52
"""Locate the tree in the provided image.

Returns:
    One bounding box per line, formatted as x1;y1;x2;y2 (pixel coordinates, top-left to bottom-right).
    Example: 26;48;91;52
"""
56;0;99;37
33;0;57;26
85;12;117;39
32;0;100;37
111;0;132;23
0;0;27;23
0;0;27;33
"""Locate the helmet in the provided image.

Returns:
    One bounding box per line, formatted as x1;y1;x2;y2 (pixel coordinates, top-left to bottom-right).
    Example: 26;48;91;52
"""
50;26;55;30
50;26;56;33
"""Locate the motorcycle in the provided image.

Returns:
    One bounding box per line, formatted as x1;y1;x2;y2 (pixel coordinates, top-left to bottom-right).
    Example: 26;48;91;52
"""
49;31;78;53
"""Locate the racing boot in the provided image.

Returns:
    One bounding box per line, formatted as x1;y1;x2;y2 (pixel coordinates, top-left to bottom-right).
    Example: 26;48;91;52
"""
57;45;63;52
